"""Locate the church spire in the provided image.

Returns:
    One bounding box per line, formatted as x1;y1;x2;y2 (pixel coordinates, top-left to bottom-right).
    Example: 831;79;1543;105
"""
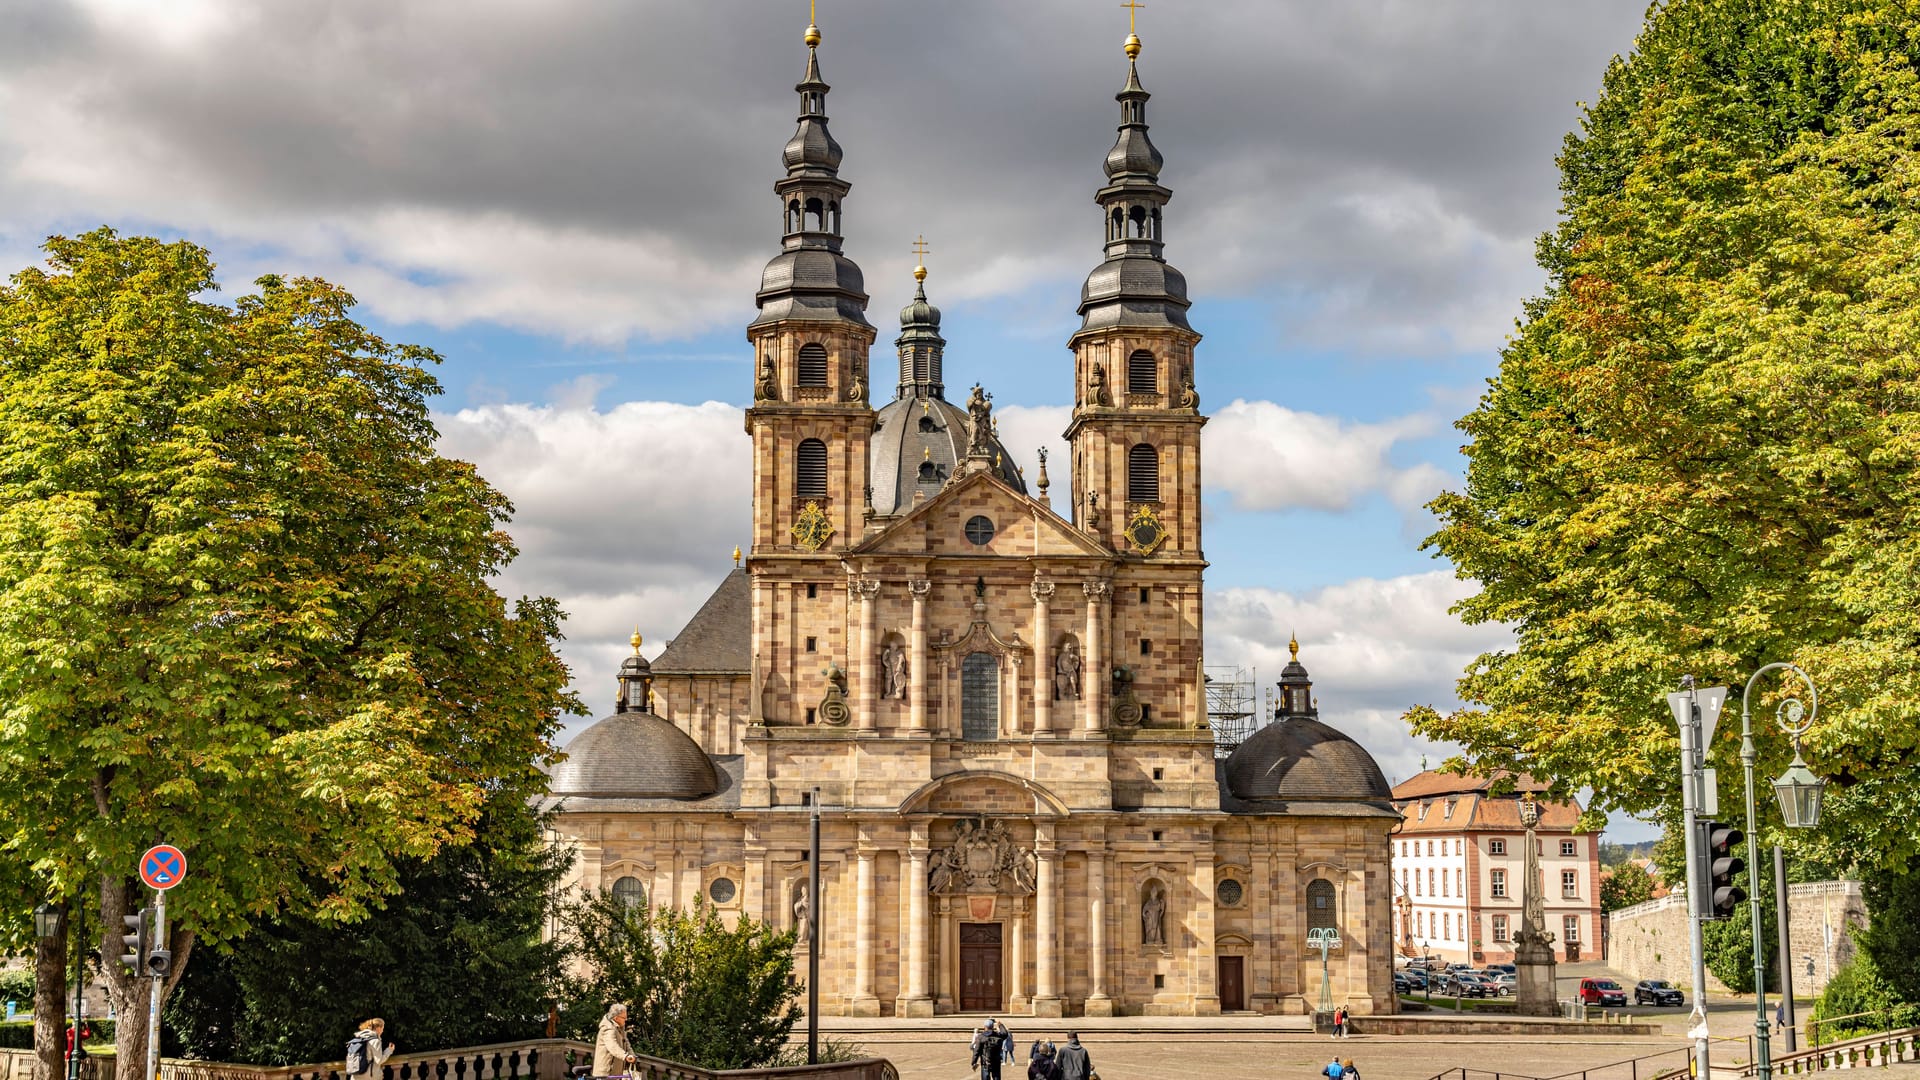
1072;21;1191;340
751;11;870;328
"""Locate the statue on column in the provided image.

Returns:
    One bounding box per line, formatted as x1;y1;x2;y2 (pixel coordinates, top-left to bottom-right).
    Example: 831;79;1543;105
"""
1054;641;1082;701
965;384;994;457
1511;793;1560;1015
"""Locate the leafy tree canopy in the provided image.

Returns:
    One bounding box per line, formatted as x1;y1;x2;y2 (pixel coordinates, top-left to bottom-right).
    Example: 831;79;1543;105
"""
563;892;799;1072
1409;0;1920;871
1600;860;1657;912
164;797;571;1066
0;230;579;1077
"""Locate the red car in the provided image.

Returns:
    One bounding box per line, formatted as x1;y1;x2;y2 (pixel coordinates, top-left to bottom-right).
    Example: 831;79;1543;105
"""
1579;977;1628;1007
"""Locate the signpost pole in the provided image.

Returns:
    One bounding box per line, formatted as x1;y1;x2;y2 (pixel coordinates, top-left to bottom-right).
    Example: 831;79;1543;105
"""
145;889;164;1080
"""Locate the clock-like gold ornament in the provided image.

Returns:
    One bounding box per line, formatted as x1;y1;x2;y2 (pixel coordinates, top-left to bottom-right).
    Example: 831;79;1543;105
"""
791;500;835;552
1125;504;1168;555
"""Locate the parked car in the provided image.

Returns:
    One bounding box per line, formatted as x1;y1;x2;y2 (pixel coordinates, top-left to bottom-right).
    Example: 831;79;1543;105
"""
1393;971;1414;994
1483;963;1518;977
1491;973;1517;996
1634;979;1684;1007
1448;972;1496;998
1579;977;1628;1007
1403;969;1429;991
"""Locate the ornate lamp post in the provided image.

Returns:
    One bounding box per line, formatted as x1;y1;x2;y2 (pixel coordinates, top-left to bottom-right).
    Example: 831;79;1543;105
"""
1739;663;1823;1080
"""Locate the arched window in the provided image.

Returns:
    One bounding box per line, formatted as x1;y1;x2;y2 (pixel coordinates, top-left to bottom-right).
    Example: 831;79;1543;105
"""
1306;878;1336;932
1128;443;1160;502
611;875;646;910
797;343;829;387
918;459;937;482
1110;207;1124;242
1128;349;1157;393
961;652;999;741
796;438;828;499
1129;205;1147;238
918;414;937;433
786;200;801;234
804;197;825;232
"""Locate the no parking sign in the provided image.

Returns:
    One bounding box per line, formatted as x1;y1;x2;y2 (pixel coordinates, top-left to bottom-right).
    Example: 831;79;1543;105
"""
139;845;186;890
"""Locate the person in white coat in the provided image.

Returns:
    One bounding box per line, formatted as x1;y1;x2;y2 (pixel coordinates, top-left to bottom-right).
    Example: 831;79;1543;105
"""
593;1004;635;1077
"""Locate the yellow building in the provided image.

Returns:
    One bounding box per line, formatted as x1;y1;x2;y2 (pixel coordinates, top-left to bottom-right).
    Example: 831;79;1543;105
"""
544;18;1400;1018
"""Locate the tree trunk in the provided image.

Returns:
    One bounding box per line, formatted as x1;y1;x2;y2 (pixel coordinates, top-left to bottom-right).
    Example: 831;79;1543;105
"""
32;910;68;1080
98;878;196;1080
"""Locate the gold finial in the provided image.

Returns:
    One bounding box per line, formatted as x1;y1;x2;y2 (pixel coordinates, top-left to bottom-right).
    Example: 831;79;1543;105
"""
805;0;821;47
911;235;930;282
1289;631;1299;661
1121;0;1144;57
733;545;742;567
923;446;932;460
631;626;644;654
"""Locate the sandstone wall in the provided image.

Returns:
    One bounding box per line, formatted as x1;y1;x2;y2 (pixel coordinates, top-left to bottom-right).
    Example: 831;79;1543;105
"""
1605;880;1866;995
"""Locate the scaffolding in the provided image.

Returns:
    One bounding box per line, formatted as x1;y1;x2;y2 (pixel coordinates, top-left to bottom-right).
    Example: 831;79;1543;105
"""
1205;664;1261;758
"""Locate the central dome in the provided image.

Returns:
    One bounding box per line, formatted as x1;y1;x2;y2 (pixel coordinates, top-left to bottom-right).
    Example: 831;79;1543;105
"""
1223;716;1392;803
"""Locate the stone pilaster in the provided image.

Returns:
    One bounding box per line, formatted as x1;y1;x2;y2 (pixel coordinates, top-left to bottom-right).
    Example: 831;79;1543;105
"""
909;579;931;731
899;823;933;1016
1193;857;1221;1014
1033;822;1063;1016
1085;833;1114;1015
1032;579;1055;735
1083;580;1111;733
851;836;880;1016
855;577;880;731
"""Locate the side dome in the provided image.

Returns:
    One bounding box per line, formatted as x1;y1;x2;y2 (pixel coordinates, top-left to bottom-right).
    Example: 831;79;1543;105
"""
548;711;721;801
1223;716;1392;802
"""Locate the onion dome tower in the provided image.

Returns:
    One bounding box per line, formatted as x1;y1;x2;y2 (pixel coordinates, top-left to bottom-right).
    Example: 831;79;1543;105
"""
867;259;1026;517
549;631;721;802
1064;22;1206;558
745;13;878;556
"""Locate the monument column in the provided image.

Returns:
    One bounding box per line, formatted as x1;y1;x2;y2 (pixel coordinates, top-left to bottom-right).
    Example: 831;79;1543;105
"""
852;835;880;1016
855;578;880;730
1033;823;1063;1016
1032;579;1055;735
1085;833;1114;1015
909;579;931;731
1083;581;1111;732
900;822;933;1016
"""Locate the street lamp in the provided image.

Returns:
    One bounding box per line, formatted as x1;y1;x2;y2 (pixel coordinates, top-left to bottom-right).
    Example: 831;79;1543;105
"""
34;903;61;940
1739;662;1821;1080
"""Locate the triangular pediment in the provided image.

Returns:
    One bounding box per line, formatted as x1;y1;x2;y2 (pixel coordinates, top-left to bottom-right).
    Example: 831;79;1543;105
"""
851;467;1111;559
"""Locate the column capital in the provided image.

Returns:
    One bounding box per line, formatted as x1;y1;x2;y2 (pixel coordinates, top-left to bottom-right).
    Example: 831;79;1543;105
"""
1084;579;1112;601
854;578;882;601
908;578;933;599
1031;578;1057;602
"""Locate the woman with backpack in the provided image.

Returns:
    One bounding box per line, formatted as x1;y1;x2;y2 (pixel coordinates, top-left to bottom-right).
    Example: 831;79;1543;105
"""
346;1019;394;1080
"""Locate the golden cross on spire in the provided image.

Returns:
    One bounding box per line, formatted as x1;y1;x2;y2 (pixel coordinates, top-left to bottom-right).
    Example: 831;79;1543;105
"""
1121;0;1144;57
911;235;930;282
1121;0;1144;32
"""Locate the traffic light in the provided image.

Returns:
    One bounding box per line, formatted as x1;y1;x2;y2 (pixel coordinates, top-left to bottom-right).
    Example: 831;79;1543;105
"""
119;908;149;973
1702;819;1746;920
144;946;172;978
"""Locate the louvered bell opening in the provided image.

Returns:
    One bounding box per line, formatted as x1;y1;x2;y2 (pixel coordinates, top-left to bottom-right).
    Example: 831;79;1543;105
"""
797;343;830;387
1128;443;1160;502
1128;349;1157;393
796;438;828;499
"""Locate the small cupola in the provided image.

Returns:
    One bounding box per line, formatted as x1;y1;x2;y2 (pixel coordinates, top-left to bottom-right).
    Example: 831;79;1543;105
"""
1276;633;1314;718
615;628;654;714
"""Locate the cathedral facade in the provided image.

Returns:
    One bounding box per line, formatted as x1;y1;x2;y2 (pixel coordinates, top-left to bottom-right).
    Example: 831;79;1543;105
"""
543;19;1400;1018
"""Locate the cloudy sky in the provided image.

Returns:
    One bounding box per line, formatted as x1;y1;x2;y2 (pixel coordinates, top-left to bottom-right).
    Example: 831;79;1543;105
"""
0;0;1657;836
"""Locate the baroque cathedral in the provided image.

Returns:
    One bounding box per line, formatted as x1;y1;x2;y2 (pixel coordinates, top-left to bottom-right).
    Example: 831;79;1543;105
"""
543;16;1400;1017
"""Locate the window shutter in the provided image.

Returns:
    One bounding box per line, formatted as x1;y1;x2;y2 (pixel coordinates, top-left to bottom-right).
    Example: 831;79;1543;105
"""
1128;443;1160;502
796;438;828;499
1127;349;1157;393
797;343;829;387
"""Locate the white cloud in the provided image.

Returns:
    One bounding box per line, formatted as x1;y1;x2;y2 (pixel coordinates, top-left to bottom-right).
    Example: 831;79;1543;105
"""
1207;570;1513;786
1203;398;1442;514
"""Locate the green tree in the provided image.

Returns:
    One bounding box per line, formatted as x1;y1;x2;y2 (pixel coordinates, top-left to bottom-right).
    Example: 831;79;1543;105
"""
1702;863;1776;994
1854;857;1920;1004
0;230;578;1080
1600;860;1657;912
1406;0;1920;872
563;891;799;1071
163;797;571;1065
1807;946;1920;1044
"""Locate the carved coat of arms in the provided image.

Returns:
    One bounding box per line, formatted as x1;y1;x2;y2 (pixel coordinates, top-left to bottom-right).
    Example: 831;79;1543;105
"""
928;818;1036;896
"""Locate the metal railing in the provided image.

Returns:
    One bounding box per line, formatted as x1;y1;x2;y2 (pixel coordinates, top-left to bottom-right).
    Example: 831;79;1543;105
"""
1768;1026;1919;1076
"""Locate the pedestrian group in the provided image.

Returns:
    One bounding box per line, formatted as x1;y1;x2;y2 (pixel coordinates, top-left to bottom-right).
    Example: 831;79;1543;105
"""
972;1020;1094;1080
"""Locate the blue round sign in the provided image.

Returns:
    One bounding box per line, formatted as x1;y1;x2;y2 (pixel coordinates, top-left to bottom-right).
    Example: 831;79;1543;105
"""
140;845;186;891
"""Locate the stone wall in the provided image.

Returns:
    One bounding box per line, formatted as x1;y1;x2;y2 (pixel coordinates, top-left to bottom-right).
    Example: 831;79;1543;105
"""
1605;880;1866;995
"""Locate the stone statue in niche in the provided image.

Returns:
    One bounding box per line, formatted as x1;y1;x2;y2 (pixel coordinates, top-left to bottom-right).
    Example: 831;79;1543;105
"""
1054;641;1082;701
929;818;1036;896
1089;362;1112;406
792;883;811;944
1142;881;1167;946
880;641;908;700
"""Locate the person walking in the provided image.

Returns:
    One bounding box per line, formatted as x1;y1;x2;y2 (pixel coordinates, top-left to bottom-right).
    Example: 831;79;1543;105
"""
1323;1055;1344;1079
1341;1058;1361;1080
971;1022;1005;1080
1332;1004;1348;1038
996;1020;1015;1066
1027;1042;1059;1080
347;1019;395;1080
593;1003;635;1077
1055;1033;1093;1080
